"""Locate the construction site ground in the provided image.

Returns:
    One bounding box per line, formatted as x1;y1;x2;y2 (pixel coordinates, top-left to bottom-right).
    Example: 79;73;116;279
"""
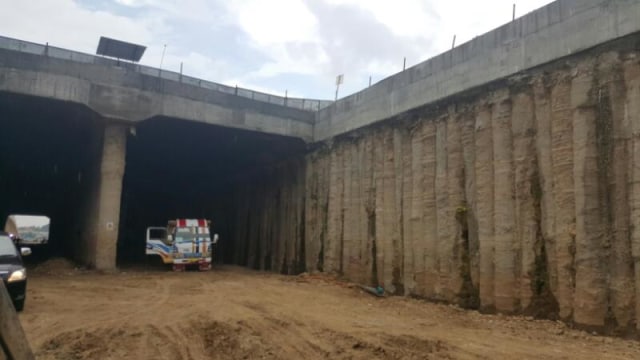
18;261;640;360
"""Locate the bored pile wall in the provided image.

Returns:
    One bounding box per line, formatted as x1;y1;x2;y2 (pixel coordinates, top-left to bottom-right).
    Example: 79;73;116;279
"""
231;46;640;334
231;158;307;275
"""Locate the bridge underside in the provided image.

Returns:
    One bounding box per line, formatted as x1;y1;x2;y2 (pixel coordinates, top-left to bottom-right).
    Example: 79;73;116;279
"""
0;92;304;268
118;116;304;266
0;93;101;262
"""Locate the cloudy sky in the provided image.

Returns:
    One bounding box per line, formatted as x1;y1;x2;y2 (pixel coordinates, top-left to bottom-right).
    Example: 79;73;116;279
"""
0;0;553;100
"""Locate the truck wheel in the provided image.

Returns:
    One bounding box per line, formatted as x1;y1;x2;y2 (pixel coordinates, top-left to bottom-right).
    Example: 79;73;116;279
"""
172;264;185;272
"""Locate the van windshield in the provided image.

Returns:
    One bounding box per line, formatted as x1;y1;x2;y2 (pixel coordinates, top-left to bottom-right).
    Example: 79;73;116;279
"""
0;236;18;257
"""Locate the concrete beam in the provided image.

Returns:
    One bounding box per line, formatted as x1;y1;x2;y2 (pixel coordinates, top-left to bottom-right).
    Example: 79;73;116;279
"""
0;50;314;141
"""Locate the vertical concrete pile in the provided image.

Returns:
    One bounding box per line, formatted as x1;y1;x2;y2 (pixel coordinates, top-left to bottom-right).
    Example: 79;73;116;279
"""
230;49;640;334
326;52;640;333
231;158;307;274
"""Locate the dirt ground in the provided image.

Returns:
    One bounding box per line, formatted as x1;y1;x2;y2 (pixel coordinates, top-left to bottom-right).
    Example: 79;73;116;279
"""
17;263;640;360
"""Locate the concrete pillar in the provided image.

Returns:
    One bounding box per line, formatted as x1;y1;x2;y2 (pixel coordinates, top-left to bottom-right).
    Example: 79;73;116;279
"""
94;123;127;270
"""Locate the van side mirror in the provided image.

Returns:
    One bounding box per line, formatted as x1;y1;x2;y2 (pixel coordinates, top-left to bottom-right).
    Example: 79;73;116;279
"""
213;234;219;244
20;247;32;257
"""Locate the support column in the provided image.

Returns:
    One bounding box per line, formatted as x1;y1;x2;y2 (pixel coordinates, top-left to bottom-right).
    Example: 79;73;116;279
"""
94;123;127;270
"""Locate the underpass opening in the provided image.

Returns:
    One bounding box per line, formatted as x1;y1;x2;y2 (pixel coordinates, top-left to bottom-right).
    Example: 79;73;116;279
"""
3;214;50;265
117;116;306;268
0;92;104;265
4;214;50;244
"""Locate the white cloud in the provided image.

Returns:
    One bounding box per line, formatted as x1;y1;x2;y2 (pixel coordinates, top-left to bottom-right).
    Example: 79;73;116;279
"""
0;0;159;53
227;0;318;46
114;0;146;6
323;0;436;37
113;0;224;22
430;0;555;51
0;0;556;99
244;42;330;79
166;51;229;82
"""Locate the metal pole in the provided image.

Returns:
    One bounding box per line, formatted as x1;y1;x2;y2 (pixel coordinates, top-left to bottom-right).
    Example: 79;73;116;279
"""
179;62;183;82
403;57;406;71
369;76;372;87
159;44;167;76
512;4;516;21
335;84;340;101
452;35;457;49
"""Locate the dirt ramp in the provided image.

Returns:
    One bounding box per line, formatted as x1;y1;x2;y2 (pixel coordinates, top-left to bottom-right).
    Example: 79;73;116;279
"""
35;318;453;360
38;324;196;360
197;320;277;359
313;329;453;360
39;327;141;360
30;258;80;275
21;269;640;359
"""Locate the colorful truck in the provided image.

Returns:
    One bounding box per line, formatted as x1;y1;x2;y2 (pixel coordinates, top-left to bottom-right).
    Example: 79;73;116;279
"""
145;219;218;271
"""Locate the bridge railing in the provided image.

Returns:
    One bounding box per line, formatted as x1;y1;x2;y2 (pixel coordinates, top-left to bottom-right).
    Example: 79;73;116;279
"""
0;35;333;112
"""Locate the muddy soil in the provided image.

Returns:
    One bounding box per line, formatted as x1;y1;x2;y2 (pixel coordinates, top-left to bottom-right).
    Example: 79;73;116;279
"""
18;266;640;360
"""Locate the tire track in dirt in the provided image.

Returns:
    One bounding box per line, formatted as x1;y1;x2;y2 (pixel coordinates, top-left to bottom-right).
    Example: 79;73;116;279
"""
238;300;457;359
21;268;640;360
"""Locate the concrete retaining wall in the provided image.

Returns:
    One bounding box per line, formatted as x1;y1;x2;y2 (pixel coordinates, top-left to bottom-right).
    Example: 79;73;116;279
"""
309;45;640;333
315;0;640;141
231;39;640;335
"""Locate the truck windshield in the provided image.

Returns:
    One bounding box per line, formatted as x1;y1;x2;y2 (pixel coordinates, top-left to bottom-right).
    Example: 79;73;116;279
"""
174;228;209;242
0;236;18;257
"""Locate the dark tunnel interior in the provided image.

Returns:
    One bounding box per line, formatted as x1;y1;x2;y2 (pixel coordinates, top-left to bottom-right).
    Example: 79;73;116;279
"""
0;92;306;266
0;92;103;262
115;117;305;265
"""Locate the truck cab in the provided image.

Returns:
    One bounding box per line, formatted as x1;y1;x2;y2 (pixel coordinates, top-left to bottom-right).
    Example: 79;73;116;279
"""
146;219;218;271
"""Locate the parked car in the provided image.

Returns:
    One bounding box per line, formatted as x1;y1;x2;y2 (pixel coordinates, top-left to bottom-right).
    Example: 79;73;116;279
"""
0;231;30;311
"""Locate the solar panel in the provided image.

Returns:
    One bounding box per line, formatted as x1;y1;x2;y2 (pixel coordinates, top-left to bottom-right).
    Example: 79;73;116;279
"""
96;36;146;62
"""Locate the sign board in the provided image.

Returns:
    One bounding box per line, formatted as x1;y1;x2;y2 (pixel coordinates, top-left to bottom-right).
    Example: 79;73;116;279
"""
96;37;146;62
336;74;344;86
